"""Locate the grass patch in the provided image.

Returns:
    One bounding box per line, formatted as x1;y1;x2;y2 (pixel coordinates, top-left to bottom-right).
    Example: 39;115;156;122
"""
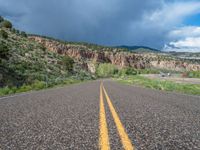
0;78;88;96
115;75;200;95
187;71;200;78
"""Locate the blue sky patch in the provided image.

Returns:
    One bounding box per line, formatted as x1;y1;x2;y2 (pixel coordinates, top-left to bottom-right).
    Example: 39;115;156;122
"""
184;13;200;26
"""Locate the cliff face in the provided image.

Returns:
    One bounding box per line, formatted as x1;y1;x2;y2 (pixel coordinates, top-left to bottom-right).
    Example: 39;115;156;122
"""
29;36;148;69
150;61;200;71
29;36;200;72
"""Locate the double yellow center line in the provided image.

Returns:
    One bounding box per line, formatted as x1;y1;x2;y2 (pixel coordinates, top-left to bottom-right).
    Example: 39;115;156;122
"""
99;82;135;150
99;82;110;149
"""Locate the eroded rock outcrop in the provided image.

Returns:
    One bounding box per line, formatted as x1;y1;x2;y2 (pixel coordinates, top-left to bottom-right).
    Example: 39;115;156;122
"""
29;36;200;72
150;60;200;71
29;36;148;69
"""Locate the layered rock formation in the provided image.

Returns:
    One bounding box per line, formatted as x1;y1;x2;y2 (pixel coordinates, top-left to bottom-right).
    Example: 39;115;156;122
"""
29;36;148;69
150;60;200;71
29;36;200;72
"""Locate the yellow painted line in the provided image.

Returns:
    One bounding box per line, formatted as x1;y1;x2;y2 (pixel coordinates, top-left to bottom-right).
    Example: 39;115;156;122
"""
99;82;110;150
102;84;135;150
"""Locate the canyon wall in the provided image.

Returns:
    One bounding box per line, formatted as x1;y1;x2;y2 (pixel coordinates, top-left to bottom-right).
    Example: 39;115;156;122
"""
30;36;200;72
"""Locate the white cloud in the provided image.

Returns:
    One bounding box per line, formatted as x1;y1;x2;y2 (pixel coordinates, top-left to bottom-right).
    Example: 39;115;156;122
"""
1;0;200;50
164;44;200;53
158;1;200;52
130;1;200;49
143;1;200;28
164;26;200;52
168;26;200;39
171;37;200;47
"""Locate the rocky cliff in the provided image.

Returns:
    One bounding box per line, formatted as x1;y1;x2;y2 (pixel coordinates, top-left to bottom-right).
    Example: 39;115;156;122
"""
150;60;200;71
29;36;200;72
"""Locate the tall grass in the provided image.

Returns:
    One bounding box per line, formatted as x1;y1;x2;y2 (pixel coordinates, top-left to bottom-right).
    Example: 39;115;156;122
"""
187;71;200;78
96;63;118;77
116;75;200;95
0;78;85;96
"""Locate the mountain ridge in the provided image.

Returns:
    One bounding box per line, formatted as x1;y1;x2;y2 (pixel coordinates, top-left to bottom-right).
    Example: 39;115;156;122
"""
1;16;200;90
29;34;161;53
116;45;160;53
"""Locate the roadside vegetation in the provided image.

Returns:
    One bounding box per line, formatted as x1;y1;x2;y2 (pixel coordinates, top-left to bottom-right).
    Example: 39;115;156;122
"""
185;71;200;78
96;63;118;77
95;63;200;95
116;75;200;95
0;78;84;96
0;16;199;96
95;63;160;78
0;16;94;96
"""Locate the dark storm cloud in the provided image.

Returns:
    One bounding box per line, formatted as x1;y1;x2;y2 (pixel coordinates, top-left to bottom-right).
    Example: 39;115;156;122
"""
0;0;200;50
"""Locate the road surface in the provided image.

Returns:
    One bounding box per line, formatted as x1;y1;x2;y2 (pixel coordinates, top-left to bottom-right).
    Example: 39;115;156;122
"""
0;80;200;149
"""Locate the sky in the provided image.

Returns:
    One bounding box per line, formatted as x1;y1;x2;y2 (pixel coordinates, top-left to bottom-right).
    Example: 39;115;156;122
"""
0;0;200;52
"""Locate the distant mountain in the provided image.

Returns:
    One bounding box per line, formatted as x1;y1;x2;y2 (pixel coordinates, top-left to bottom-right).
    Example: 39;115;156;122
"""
1;16;200;97
116;45;161;53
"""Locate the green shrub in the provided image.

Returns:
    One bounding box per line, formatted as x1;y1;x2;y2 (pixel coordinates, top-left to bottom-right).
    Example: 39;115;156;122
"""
0;20;12;28
118;67;137;76
117;68;160;77
10;87;17;93
118;69;126;76
0;76;86;96
187;71;200;78
63;78;79;85
15;30;20;34
62;56;74;72
21;31;27;37
0;42;9;60
39;44;46;52
31;81;46;90
125;68;137;75
0;86;11;95
0;29;8;39
17;85;32;93
0;16;4;23
96;63;118;77
11;28;16;33
137;69;159;74
75;70;94;80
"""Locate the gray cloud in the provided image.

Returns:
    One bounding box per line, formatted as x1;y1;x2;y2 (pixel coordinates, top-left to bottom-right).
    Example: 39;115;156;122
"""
0;0;200;50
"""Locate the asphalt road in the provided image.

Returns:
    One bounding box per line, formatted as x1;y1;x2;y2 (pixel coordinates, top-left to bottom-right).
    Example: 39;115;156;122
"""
0;80;200;150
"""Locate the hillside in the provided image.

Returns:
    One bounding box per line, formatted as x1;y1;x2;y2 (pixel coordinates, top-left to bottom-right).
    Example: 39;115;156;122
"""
0;27;93;88
1;16;200;93
30;36;200;72
116;45;160;53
